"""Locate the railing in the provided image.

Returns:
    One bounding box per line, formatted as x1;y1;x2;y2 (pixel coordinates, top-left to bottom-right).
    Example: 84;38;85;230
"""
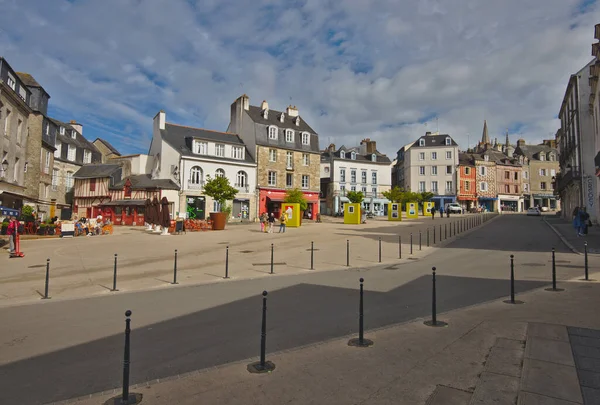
555;168;580;193
187;180;204;190
235;184;249;193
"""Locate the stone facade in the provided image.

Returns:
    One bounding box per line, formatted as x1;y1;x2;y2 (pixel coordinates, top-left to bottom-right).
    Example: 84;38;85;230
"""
93;138;121;162
474;156;498;211
257;145;320;192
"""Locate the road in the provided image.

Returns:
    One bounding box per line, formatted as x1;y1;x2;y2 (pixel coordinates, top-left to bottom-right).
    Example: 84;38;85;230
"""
0;214;588;405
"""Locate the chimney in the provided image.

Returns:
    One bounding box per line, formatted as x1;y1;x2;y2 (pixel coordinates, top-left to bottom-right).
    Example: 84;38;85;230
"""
366;140;377;154
69;120;83;135
286;105;299;117
229;95;248;135
261;100;269;111
328;143;336;152
425;131;432;136
517;139;526;147
153;110;166;130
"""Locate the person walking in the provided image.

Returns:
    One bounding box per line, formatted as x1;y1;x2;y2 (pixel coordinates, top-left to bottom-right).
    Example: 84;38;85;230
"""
573;206;581;237
578;207;590;236
259;212;266;233
431;206;436;220
278;211;288;233
267;212;275;233
6;216;18;256
439;205;444;218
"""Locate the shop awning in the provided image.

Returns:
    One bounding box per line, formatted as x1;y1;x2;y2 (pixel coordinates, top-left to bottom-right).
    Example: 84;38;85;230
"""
0;206;20;216
457;196;477;201
100;199;147;206
478;197;498;201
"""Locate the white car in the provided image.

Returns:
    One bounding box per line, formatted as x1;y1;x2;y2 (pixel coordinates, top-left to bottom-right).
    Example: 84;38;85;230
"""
444;203;463;214
527;207;541;216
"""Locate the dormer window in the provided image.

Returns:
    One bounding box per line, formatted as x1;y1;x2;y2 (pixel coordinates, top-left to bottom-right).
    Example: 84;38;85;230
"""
295;116;300;126
540;154;545;161
445;137;451;145
268;126;278;140
351;151;356;160
484;155;489;162
549;154;555;161
419;139;425;146
71;130;77;139
279;113;285;123
193;140;208;155
371;154;377;162
285;129;294;143
60;126;65;135
263;110;268;119
45;123;49;136
340;151;346;159
302;132;310;145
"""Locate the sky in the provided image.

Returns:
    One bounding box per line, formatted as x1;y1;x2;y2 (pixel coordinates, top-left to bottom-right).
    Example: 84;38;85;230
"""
0;0;599;159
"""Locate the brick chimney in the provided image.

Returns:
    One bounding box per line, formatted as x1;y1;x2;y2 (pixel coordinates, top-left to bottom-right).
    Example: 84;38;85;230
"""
260;100;269;111
69;120;83;135
360;138;377;154
286;105;298;117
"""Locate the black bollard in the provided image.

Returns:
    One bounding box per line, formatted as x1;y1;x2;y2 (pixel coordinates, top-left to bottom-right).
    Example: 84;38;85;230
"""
398;235;402;259
503;255;524;304
584;242;590;281
419;231;422;251
347;239;350;267
410;233;413;255
348;278;374;347
270;243;274;274
424;267;447;327
433;226;436;244
310;241;314;270
378;237;382;263
42;258;51;300
224;246;230;279
427;228;430;247
247;291;276;373
111;253;119;292
444;223;447;239
439;224;442;241
172;249;179;284
545;248;564;292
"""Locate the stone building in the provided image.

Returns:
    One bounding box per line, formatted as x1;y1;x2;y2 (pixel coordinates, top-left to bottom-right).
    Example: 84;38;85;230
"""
227;95;321;218
0;57;32;211
93;138;121;162
493;151;523;212
514;139;560;211
457;153;477;211
474;152;498;212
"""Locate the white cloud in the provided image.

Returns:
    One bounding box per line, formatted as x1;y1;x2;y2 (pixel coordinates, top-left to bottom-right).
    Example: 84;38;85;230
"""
0;0;598;157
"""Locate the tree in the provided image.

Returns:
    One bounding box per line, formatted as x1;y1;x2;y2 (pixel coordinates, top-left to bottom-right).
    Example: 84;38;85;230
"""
284;188;308;211
382;186;404;203
203;175;238;212
346;191;364;204
417;192;434;204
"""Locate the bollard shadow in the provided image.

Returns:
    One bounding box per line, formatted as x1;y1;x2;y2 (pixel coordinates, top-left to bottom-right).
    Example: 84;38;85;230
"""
97;284;113;291
154;277;172;284
0;274;560;405
204;273;225;279
34;290;44;298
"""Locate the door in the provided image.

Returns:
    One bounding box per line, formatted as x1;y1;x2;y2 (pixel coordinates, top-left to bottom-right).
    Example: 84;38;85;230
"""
186;196;206;220
123;206;134;226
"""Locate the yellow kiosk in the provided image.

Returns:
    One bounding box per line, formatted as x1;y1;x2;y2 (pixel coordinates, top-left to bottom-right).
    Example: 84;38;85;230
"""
344;203;361;224
387;203;402;221
281;203;301;227
406;202;418;219
423;202;434;217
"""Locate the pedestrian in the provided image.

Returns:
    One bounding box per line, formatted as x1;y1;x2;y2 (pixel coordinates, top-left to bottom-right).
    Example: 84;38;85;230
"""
6;216;17;255
279;211;287;233
439;205;444;217
431;206;436;220
579;207;590;236
573;206;581;236
268;212;275;233
259;212;266;233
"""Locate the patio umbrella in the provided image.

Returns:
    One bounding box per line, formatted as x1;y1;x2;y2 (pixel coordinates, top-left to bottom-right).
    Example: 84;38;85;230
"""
144;199;152;225
152;197;161;226
160;197;171;228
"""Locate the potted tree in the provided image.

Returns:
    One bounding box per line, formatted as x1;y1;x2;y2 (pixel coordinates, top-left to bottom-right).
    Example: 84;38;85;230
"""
345;191;365;224
203;175;238;231
283;188;309;223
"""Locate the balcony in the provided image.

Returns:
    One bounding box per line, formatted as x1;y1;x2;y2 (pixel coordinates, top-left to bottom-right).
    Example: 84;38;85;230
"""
554;167;580;193
235;184;250;193
187;180;204;190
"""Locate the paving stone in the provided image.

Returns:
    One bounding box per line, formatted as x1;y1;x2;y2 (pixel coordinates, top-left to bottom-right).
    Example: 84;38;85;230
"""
568;327;600;340
521;359;583;403
525;337;575;366
528;323;569;342
469;372;519;405
577;370;600;390
570;336;600;349
582;386;600;405
518;391;582;405
485;346;524;377
425;385;472;405
572;345;600;360
574;356;600;373
495;337;525;350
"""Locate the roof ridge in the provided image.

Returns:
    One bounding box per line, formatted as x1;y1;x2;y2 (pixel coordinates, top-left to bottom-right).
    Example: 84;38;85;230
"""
166;122;238;136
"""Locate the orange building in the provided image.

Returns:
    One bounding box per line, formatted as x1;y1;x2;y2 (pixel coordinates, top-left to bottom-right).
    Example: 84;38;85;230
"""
457;153;477;211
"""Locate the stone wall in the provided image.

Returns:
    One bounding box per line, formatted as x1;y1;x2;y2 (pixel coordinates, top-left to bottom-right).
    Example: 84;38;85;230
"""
256;145;320;192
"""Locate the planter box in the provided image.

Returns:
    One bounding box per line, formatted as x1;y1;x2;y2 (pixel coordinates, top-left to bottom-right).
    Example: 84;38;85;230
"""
210;212;226;230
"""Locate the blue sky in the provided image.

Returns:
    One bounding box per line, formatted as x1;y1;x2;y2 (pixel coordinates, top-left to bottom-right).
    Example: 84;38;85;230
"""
0;0;599;157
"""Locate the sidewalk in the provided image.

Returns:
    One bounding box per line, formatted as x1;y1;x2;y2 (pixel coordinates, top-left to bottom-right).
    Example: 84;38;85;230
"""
544;215;600;255
63;275;600;405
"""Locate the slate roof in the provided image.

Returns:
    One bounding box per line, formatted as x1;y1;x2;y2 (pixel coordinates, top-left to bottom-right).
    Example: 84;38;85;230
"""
161;123;255;164
111;174;179;190
474;149;521;166
411;134;458;148
321;146;391;164
246;105;317;134
94;138;121;156
458;152;476;166
50;118;100;152
15;72;42;88
514;144;558;161
73;164;121;179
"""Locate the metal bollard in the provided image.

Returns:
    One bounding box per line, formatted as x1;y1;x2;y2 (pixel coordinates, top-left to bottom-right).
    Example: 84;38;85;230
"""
545;248;564;292
348;278;374;347
310;241;314;270
424;267;447;327
270;244;274;274
111;253;119;292
347;239;350;267
42;258;51;300
419;231;422;251
398;235;402;259
503;255;524;304
433;226;436;244
172;249;179;284
445;224;447;239
247;291;275;373
427;228;430;247
378;237;382;263
224;246;230;279
410;233;413;255
584;242;589;281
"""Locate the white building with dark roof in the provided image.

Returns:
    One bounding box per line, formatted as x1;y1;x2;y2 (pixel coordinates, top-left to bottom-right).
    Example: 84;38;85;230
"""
149;110;257;221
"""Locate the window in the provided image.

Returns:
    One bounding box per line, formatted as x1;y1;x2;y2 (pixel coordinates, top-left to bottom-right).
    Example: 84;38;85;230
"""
124;183;132;198
71;130;77;139
194;140;208;155
340;168;346;182
446;165;452;174
372;187;377;195
215;144;225;157
190;166;203;184
540;169;547;176
446;181;453;192
515;185;519;193
419;181;426;192
549;154;555;161
324;167;330;174
540;182;547;190
302;153;309;166
419;152;425;160
465;181;470;191
18;85;26;100
340;151;346;159
285;129;294;142
484;155;489;162
350;169;356;183
302;175;309;189
514;172;518;180
505;184;510;193
60;126;65;135
16;119;22;144
67;145;76;161
524;183;529;192
286;173;293;188
480;182;488;191
44;151;51;174
431;152;437;160
445;137;451;145
302;132;310;145
361;170;367;183
268;171;277;186
4;108;11;134
431;166;438;175
236;171;247;187
89;178;96;192
215;168;225;178
419;139;425;146
269;149;277;162
419;166;425;175
351;186;356;191
431;181;438;192
13;157;19;181
372;171;377;184
550;169;556;176
66;171;74;190
351;151;356;160
7;73;15;90
505;171;510;179
465;167;471;175
54;142;61;158
480;166;486;176
371;154;376;162
540;154;545;161
446;151;452;159
232;146;244;160
340;185;346;193
286;152;293;169
362;186;367;194
83;150;92;164
45;123;49;136
524;171;528;179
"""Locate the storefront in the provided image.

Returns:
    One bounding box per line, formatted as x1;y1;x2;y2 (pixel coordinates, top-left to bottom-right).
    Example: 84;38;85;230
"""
532;194;558;210
498;194;521;212
258;189;319;219
457;196;477;212
99;199;146;226
478;196;497;212
232;198;250;220
431;195;457;210
363;197;390;216
186;195;206;220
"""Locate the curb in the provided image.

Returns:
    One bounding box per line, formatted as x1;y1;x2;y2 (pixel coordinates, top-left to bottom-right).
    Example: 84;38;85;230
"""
542;216;581;255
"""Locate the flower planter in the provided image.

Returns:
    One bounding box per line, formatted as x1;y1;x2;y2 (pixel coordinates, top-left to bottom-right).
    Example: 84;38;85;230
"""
209;212;227;231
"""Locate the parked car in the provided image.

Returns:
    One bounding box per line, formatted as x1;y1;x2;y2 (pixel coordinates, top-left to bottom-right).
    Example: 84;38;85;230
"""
527;207;541;216
541;206;549;212
444;203;463;214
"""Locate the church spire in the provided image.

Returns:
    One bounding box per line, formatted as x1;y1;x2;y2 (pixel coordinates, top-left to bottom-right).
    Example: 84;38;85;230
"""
481;120;490;145
504;128;510;147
